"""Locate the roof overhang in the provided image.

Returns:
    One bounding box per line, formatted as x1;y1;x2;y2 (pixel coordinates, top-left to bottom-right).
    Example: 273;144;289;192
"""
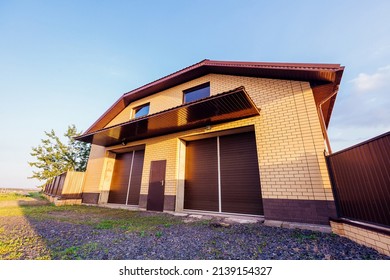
84;59;344;134
75;87;260;147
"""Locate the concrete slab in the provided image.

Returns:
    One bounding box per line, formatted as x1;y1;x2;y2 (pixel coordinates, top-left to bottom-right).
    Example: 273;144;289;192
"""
200;215;214;220
170;212;189;217
188;214;204;219
264;219;332;233
224;217;260;224
263;220;283;227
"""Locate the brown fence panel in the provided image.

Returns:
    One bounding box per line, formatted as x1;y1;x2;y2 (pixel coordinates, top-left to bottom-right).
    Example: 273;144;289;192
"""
49;176;58;195
327;131;390;227
61;171;85;199
44;172;68;197
43;171;85;200
55;173;67;196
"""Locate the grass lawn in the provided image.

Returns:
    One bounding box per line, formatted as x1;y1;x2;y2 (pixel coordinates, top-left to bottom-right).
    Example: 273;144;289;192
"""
0;190;388;260
0;191;182;259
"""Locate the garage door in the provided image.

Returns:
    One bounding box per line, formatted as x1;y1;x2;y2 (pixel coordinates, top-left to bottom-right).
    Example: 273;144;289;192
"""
108;150;145;205
184;131;263;215
184;137;219;212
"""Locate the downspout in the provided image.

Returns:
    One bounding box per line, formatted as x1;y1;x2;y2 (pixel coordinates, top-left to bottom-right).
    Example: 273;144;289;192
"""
318;86;339;155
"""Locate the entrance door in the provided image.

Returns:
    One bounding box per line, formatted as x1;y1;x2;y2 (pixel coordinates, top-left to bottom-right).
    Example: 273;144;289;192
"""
147;160;166;211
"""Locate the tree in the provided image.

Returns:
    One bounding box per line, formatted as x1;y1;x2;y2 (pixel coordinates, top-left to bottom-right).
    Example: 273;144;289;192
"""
28;124;91;187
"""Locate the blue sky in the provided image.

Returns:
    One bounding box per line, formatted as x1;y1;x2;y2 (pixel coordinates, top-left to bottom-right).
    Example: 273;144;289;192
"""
1;0;389;188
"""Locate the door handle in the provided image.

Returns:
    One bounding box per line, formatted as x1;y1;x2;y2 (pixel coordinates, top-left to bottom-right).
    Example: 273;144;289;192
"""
161;180;164;186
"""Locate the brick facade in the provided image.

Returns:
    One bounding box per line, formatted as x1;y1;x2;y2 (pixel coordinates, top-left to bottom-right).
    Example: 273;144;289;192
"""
81;73;336;224
331;220;390;256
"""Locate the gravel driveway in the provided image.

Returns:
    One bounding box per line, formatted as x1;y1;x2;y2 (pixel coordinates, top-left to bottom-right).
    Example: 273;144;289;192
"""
0;203;388;260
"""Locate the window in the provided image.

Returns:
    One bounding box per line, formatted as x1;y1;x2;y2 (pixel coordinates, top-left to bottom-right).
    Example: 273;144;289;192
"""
133;103;150;119
183;82;210;103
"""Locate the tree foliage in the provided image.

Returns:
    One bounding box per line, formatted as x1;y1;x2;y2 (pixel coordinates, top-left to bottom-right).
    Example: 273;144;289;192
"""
28;125;91;186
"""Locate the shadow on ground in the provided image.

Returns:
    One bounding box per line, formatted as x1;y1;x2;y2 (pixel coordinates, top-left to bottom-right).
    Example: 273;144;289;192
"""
0;191;389;260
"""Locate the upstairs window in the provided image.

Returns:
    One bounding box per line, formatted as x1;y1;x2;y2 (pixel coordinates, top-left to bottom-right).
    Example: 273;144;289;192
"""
133;103;150;119
183;82;210;103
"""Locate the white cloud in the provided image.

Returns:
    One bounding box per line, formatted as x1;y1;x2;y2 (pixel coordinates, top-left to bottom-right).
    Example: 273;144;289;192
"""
350;65;390;92
328;65;390;151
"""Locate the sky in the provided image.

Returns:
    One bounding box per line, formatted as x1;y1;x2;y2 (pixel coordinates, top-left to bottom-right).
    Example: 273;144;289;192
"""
0;0;389;189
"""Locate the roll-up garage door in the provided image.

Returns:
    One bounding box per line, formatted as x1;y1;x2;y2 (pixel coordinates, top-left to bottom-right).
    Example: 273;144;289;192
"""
108;150;145;205
220;132;263;215
184;137;219;212
184;131;263;215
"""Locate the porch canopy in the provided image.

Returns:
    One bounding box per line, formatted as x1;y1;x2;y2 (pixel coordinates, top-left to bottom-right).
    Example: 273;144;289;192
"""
75;86;260;147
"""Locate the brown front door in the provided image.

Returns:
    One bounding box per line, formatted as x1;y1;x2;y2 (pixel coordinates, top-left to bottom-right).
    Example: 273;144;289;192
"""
147;160;166;211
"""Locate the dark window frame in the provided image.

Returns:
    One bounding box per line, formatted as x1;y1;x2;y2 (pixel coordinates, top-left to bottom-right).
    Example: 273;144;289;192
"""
133;103;150;119
183;82;210;104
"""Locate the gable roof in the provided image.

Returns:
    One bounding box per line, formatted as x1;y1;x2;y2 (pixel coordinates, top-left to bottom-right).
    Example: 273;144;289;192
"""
83;59;344;134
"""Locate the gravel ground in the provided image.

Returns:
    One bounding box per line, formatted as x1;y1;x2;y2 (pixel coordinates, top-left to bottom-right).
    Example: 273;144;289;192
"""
0;209;388;260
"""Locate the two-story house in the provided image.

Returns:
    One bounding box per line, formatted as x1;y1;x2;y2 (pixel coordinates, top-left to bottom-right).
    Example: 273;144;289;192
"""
75;59;344;225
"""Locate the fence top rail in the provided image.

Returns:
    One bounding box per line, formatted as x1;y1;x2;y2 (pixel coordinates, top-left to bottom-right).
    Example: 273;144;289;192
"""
328;130;390;157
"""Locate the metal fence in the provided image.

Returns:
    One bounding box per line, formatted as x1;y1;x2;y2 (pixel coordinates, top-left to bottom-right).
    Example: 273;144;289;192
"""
326;131;390;227
43;171;85;200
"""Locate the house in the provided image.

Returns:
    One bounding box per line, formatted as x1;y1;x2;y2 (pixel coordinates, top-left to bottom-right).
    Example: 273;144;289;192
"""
75;59;344;225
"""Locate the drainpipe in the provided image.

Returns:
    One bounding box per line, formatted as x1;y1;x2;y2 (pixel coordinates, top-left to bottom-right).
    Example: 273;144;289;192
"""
318;86;339;155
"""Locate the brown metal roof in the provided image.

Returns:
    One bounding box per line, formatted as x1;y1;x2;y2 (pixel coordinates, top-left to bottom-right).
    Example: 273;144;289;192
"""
84;59;344;134
75;87;260;147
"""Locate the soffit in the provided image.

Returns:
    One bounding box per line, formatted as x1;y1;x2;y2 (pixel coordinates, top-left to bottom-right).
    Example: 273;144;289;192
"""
84;59;344;134
75;87;259;147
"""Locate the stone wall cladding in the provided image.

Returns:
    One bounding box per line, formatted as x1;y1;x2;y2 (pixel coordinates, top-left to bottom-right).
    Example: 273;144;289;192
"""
263;198;337;225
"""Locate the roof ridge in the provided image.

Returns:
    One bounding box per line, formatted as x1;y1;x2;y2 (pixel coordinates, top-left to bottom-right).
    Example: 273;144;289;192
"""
122;59;210;97
205;59;343;70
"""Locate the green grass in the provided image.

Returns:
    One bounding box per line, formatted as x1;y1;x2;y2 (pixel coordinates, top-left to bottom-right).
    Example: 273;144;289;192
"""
0;203;182;232
0;192;27;201
291;229;319;242
26;191;46;200
0;194;184;259
0;191;44;201
91;212;182;232
0;235;51;260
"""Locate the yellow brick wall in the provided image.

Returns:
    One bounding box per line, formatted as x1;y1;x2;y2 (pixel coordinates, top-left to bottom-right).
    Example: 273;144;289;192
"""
98;152;116;203
209;74;333;201
330;221;390;256
97;117;259;199
82;144;106;193
83;73;333;204
106;76;213;127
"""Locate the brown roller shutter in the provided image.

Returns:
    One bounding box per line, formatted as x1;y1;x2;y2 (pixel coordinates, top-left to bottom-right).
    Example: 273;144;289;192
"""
219;132;263;215
184;137;219;212
127;150;145;205
107;153;133;204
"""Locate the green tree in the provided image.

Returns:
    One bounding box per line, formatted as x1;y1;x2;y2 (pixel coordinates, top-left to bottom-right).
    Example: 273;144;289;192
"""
28;124;91;187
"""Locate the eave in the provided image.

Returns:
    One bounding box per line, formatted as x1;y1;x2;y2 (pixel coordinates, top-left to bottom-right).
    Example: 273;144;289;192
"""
84;59;344;134
75;87;260;147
